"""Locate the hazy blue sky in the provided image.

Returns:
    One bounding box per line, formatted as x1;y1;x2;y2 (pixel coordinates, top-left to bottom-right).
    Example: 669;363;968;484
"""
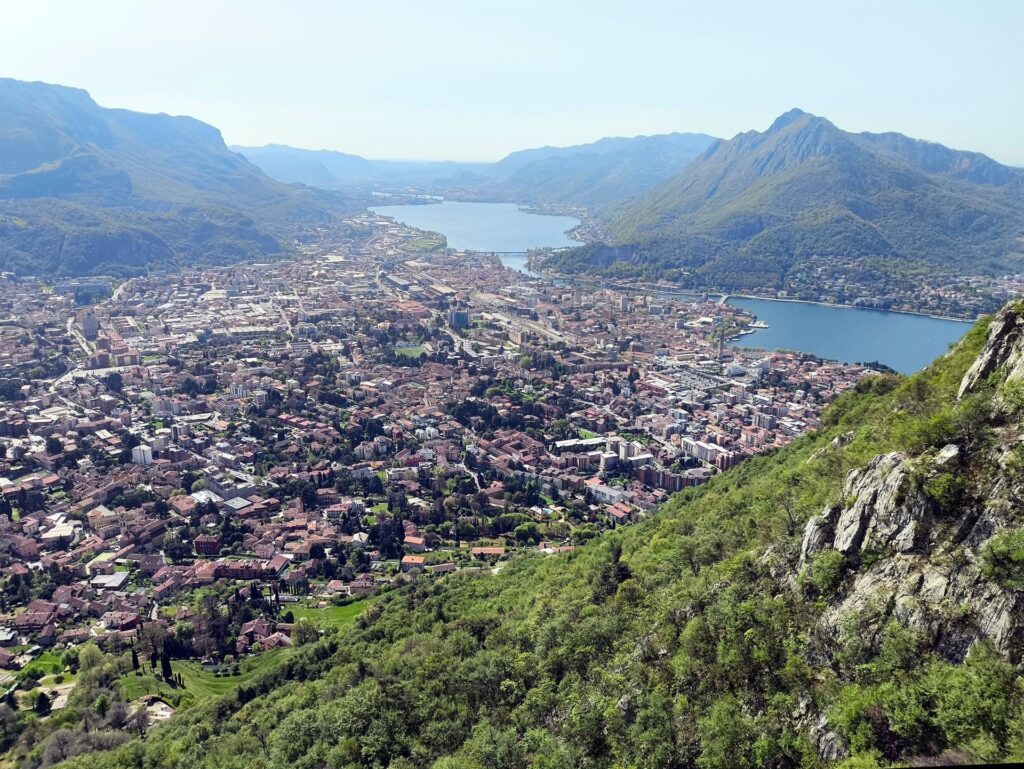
2;0;1022;164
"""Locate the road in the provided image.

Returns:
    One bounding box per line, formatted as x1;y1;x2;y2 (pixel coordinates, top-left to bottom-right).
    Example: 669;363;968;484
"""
443;328;477;358
65;317;92;355
111;280;131;302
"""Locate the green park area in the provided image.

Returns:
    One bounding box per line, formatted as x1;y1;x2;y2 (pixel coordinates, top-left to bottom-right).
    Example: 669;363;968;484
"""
286;599;373;630
117;598;371;705
394;344;425;357
119;647;290;703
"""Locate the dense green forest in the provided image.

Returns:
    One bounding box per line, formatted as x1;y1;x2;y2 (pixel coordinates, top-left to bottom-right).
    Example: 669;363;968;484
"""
2;305;1015;767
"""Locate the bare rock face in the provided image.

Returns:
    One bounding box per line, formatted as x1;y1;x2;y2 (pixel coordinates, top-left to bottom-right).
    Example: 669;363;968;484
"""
800;452;934;569
793;697;848;763
838;452;933;554
798;446;1024;663
817;555;1023;663
799;507;838;570
959;302;1024;399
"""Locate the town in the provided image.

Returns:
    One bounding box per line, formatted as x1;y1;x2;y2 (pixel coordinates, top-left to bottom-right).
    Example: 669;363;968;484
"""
0;213;870;721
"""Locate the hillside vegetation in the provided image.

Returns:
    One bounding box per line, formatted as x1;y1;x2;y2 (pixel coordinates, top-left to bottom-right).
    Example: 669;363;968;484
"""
16;304;1021;768
0;79;344;277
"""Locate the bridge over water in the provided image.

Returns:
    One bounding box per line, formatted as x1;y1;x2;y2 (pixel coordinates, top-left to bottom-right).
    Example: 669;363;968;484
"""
463;250;529;258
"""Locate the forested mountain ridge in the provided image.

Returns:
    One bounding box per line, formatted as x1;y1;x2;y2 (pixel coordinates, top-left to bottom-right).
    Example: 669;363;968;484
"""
235;132;717;206
483;132;717;205
0;79;342;277
544;109;1024;288
14;303;1021;768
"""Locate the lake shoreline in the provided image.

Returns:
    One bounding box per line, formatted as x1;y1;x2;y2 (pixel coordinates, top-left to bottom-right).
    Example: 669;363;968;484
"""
525;268;976;325
725;293;976;324
725;295;972;373
366;202;971;372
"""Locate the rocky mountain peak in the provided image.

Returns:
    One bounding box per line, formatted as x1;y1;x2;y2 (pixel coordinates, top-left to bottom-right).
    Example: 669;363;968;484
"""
959;302;1024;399
767;107;811;132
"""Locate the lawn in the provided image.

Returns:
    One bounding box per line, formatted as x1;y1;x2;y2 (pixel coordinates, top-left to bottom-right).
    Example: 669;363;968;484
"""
39;671;76;687
120;647;290;703
394;344;425;358
118;599;372;705
408;235;444;251
19;651;64;679
288;598;374;630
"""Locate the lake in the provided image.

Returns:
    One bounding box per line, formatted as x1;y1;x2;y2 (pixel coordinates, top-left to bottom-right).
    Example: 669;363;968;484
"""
369;201;581;264
369;201;970;373
727;297;972;374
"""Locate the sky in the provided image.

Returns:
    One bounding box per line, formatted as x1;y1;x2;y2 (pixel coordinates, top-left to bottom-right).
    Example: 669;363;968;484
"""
1;0;1022;164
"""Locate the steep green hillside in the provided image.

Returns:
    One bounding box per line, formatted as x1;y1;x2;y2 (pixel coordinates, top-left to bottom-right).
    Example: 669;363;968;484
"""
545;110;1024;288
0;79;344;277
25;305;1024;769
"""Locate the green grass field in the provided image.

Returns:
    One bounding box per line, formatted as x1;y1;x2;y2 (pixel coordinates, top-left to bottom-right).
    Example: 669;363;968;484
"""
120;647;289;703
408;235;444;251
19;652;63;679
38;670;77;687
394;344;425;358
287;599;373;630
117;599;371;706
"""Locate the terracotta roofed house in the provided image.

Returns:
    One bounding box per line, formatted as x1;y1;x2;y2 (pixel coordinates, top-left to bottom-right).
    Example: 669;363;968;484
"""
401;555;425;572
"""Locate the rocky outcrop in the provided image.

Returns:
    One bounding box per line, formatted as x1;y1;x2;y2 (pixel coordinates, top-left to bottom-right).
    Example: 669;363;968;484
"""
816;554;1022;663
792;697;848;763
959;302;1024;399
799;508;838;569
799;445;1024;663
799;452;935;569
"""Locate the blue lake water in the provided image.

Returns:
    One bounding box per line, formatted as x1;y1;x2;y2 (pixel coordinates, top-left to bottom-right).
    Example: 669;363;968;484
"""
369;201;580;255
368;201;970;373
727;297;973;374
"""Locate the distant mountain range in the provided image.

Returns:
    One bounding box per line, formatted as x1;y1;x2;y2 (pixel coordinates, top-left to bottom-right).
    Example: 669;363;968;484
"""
234;132;717;207
545;109;1024;288
0;79;343;277
231;144;493;192
485;133;718;206
4;80;1020;286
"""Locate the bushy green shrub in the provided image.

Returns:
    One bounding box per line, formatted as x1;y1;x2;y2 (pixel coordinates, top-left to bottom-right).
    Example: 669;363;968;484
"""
804;549;847;597
981;530;1024;589
923;471;965;511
